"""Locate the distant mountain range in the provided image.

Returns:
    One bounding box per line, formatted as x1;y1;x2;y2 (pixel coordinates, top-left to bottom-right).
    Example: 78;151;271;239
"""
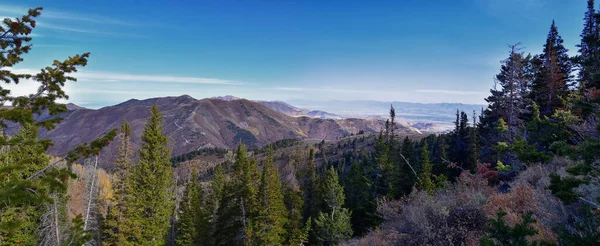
213;96;343;120
214;95;485;131
22;95;417;169
214;96;484;128
287;99;485;128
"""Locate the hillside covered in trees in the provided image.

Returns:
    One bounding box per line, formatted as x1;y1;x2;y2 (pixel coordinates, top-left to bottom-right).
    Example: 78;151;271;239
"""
1;2;600;246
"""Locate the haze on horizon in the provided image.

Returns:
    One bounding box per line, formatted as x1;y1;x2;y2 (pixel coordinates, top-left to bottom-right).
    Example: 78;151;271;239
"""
1;0;586;108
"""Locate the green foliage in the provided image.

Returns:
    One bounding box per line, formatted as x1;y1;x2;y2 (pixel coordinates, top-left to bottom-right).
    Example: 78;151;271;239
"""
495;161;512;172
64;215;92;246
0;7;101;244
102;121;133;245
125;105;174;245
170;147;229;166
416;142;436;194
301;147;319;226
0;124;55;244
480;210;539;246
493;142;510;155
556;205;600;245
176;171;210;246
548;173;588;204
344;162;381;236
0;206;39;245
313;167;353;245
374;131;392;197
283;186;307;245
252;147;287;245
510;136;552;165
434;173;448;190
549;141;577;157
496;118;508;134
214;143;259;246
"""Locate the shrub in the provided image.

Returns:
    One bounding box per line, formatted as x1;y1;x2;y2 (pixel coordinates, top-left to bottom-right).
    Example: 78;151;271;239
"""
480;210;539;246
483;183;565;243
548;173;588;204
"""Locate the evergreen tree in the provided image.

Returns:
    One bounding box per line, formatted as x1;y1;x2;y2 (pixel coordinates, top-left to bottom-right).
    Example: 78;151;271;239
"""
0;124;52;245
208;163;225;244
578;0;600;89
531;21;573;116
480;210;539;246
125;105;175;245
469;111;480;167
301;148;318;223
283;185;307;245
395;136;418;197
0;7;107;244
344;162;380;236
252;147;287;245
416;142;436;194
373;131;390;197
176;171;209;246
313;167;353;245
214;143;259;246
103;120;134;245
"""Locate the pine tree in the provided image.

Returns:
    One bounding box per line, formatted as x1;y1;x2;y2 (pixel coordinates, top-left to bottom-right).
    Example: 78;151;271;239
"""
125;105;175;245
394;136;418;197
252;147;287;245
578;0;600;89
373;131;391;197
283;185;307;245
302;148;318;224
480;210;539;246
176;171;209;246
103;120;134;245
416;141;436;194
208;163;225;244
344;162;380;236
0;7;96;244
487;44;533;131
469;111;480;167
531;20;573;116
0;124;52;245
313;166;353;245
214;143;258;246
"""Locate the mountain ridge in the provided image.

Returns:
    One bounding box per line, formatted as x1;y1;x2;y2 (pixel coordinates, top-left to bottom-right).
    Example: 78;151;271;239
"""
29;95;412;169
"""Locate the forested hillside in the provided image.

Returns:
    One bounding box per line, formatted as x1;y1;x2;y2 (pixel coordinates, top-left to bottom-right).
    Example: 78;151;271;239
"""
1;2;600;246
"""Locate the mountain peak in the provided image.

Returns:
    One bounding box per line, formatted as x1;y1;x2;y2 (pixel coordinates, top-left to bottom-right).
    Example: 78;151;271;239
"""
66;103;85;110
212;95;242;101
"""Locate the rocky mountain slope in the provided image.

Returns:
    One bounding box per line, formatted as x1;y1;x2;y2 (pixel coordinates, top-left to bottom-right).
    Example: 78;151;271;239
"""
27;95;416;168
214;95;343;119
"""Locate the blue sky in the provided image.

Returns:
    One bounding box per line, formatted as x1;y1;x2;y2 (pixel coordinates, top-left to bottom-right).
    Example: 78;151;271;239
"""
1;0;589;108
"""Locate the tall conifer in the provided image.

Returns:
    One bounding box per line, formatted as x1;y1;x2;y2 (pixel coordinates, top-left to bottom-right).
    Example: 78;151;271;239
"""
214;143;259;245
103;120;133;245
532;21;573;116
176;171;209;246
313;166;353;245
416;142;436;194
252;147;287;245
126;105;174;245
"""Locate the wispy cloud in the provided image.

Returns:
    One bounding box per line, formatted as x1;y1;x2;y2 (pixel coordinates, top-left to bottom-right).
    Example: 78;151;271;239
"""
36;22;149;38
0;4;139;26
273;86;384;94
70;89;177;95
274;87;305;91
7;68;242;85
415;89;487;95
78;71;241;85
